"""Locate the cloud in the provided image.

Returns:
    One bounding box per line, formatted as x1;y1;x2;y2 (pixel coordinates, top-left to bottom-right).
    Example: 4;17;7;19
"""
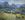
0;0;25;5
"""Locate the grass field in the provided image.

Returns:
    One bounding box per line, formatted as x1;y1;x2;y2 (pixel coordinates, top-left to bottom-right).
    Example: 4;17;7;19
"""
0;13;25;20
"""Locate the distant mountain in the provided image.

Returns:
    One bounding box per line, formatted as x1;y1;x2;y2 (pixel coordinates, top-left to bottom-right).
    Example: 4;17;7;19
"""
20;4;25;8
0;2;16;11
0;1;25;12
16;4;22;8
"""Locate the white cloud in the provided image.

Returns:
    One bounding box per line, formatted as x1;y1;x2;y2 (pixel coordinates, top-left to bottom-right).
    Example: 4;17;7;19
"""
0;0;25;5
8;0;25;5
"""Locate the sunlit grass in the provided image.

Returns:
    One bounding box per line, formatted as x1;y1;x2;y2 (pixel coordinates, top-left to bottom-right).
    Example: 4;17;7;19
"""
0;13;25;20
0;13;16;20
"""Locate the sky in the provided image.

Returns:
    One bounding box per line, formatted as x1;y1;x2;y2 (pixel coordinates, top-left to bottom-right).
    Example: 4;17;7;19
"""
0;0;25;5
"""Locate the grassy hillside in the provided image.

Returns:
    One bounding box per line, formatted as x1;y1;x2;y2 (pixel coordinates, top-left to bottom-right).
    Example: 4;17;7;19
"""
0;13;25;20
